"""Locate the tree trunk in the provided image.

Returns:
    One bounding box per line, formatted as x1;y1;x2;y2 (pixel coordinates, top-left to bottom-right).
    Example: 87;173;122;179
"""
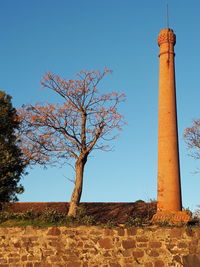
67;156;87;217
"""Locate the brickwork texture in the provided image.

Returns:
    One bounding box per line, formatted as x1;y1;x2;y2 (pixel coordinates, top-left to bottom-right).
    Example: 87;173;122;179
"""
0;226;200;266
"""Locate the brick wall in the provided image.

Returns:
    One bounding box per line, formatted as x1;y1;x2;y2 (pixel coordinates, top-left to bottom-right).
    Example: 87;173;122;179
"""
0;226;200;266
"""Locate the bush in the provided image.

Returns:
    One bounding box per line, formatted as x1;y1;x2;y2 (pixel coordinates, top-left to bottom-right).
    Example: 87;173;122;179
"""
125;216;150;228
72;207;95;226
0;207;95;227
39;208;65;223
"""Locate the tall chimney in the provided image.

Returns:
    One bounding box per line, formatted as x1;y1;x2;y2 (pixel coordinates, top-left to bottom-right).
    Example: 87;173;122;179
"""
153;29;190;224
157;28;182;212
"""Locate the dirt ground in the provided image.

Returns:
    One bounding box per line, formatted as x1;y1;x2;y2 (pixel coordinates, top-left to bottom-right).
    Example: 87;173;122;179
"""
1;201;157;224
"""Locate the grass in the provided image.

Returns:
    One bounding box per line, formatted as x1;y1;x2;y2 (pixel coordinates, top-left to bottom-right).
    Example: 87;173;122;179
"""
0;207;95;228
0;219;76;228
0;206;199;228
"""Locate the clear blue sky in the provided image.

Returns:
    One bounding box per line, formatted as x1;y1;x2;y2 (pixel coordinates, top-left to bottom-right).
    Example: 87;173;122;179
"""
1;0;200;210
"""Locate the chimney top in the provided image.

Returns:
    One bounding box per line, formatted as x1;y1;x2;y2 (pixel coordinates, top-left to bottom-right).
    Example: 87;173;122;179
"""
158;28;176;46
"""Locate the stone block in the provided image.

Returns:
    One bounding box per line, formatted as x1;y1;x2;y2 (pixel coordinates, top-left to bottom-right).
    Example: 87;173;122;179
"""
154;260;164;267
98;238;113;249
21;255;27;261
132;250;144;258
122;250;132;257
117;228;125;236
104;229;114;236
185;227;193;237
48;241;60;247
24;226;35;235
183;254;200;267
109;263;121;267
67;263;81;267
43;249;53;257
89;230;102;236
127;227;137;236
77;241;84;247
149;241;162;248
13;242;21;248
172;249;189;255
122;239;136;249
8;258;20;263
0;260;8;265
193;228;200;238
148;250;159;257
47;227;61;236
170;228;183;238
137;242;148;248
103;251;111;257
189;239;198;254
136;236;148;242
177;242;188;248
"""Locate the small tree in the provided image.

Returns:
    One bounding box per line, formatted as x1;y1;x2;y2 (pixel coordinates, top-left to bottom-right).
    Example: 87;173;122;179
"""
0;90;25;202
184;119;200;159
18;69;126;216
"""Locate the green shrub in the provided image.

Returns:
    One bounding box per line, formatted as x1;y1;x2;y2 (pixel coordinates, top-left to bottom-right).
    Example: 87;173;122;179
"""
125;216;150;228
104;220;118;229
73;207;95;226
39;208;65;223
0;207;95;227
0;211;10;223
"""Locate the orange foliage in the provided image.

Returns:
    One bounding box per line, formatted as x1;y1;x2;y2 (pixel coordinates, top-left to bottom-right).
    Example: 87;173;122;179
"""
17;69;126;167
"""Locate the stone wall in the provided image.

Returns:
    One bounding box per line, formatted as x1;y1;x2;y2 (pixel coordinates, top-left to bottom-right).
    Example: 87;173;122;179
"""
0;226;200;267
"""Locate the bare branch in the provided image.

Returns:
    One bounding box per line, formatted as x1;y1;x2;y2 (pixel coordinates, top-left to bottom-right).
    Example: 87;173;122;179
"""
184;119;200;160
17;69;126;168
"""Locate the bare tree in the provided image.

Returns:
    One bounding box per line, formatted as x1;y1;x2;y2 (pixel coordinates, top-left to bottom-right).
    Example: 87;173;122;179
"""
18;69;126;216
184;119;200;159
